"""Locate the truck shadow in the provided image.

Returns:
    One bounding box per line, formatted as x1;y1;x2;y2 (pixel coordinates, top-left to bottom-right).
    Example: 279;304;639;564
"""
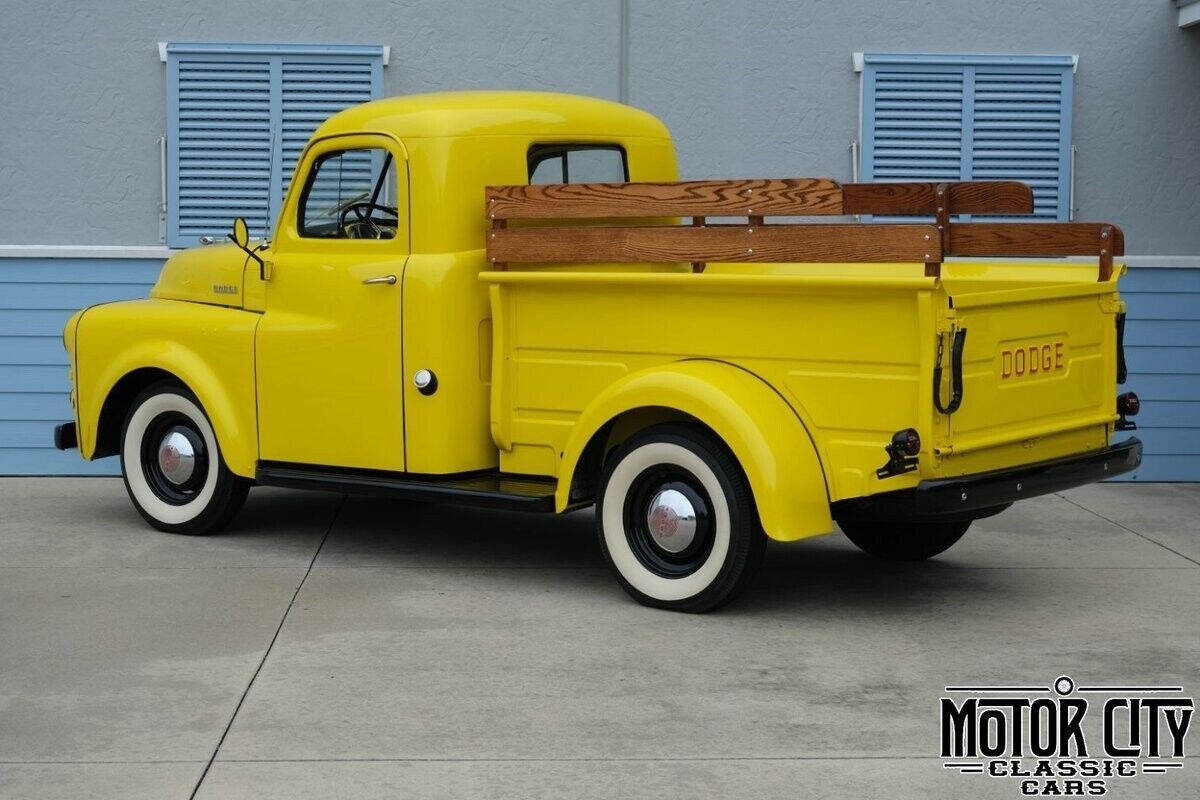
740;538;987;616
239;492;1014;618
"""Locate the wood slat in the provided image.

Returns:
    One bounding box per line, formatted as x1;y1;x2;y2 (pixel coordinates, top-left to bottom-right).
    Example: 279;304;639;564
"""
842;181;1034;216
948;222;1125;257
486;178;843;220
488;224;941;264
950;222;1123;281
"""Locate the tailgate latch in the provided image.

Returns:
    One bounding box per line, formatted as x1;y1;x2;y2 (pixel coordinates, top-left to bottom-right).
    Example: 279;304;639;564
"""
1115;311;1128;385
933;328;968;415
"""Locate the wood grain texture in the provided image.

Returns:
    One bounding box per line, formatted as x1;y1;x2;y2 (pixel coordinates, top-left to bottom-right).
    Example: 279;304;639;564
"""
488;178;1034;219
483;178;1125;278
486;178;843;220
487;224;942;264
842;181;1034;215
948;222;1125;257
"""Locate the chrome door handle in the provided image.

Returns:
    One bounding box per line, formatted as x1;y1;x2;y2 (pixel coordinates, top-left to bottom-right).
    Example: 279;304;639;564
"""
363;274;397;285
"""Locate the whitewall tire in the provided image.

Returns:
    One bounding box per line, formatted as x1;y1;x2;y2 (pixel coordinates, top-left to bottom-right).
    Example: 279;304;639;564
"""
120;381;249;535
596;425;767;612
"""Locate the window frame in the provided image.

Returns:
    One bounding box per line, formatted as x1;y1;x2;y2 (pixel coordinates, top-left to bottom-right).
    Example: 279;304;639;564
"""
297;147;397;240
163;42;386;248
273;132;408;256
527;144;629;184
857;53;1076;220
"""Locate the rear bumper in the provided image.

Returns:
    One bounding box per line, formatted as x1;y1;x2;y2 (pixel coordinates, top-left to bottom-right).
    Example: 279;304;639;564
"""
53;422;78;451
833;437;1142;523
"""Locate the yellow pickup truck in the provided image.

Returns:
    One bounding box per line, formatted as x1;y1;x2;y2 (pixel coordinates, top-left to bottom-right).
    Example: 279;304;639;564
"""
54;91;1141;611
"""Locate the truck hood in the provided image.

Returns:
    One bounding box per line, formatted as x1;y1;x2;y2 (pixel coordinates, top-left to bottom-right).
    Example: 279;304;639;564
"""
150;244;249;308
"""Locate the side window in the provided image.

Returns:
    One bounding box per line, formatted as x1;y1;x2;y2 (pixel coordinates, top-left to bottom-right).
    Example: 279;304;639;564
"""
298;148;398;240
528;145;628;184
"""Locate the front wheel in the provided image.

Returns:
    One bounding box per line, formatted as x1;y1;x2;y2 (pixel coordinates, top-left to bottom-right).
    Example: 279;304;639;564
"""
596;425;766;613
120;381;249;535
839;519;970;561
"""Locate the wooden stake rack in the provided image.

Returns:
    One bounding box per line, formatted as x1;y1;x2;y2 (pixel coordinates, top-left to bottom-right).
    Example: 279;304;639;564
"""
485;179;1123;281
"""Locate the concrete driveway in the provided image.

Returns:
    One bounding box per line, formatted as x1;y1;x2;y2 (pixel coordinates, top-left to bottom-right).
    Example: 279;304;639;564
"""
0;478;1196;799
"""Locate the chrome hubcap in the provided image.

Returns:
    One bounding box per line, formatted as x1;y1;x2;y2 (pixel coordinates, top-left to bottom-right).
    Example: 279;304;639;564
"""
157;430;196;486
645;488;698;554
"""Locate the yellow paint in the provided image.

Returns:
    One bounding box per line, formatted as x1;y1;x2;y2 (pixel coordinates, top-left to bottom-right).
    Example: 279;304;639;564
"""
72;299;259;477
552;360;834;541
63;91;1128;540
152;243;249;308
254;132;410;471
484;260;1125;535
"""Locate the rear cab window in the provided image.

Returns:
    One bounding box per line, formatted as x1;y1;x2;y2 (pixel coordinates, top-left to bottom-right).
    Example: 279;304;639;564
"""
528;145;628;184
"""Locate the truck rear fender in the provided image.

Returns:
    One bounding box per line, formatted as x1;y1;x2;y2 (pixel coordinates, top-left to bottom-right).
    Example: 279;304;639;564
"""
558;360;833;541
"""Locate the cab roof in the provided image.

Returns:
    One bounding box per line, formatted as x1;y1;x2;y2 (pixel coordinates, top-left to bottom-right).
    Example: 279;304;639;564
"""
313;90;671;141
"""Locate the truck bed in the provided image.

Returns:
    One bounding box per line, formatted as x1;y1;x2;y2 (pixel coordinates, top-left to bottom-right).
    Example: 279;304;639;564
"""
484;258;1123;503
481;178;1128;505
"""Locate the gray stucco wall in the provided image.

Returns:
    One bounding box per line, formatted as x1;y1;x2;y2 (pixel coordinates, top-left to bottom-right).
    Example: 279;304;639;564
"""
1;0;1198;253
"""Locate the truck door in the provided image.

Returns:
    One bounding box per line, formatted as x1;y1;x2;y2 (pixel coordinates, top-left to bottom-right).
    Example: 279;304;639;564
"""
254;134;410;471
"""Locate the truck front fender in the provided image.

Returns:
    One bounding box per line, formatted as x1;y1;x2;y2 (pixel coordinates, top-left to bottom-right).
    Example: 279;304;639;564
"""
557;360;832;541
76;300;259;478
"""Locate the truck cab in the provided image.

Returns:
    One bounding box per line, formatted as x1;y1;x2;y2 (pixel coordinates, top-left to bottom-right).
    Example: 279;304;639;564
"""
56;91;1141;612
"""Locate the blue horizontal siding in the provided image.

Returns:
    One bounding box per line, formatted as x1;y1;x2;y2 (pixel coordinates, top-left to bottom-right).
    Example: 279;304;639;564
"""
0;448;123;476
0;258;161;475
1127;373;1200;400
1119;455;1200;482
1129;428;1200;455
1113;269;1198;293
1121;346;1200;374
0;392;74;420
1132;400;1200;428
1117;292;1200;320
0;336;70;365
0;257;1195;482
1116;267;1200;481
1124;319;1200;346
0;283;163;310
0;260;162;283
0;365;71;393
0;420;68;448
0;310;89;337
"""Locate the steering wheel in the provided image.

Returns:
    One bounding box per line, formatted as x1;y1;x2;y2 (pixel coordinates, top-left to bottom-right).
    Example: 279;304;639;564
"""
338;202;398;239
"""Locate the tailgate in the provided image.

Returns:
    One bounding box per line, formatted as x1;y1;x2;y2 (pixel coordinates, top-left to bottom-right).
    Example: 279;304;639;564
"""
932;268;1122;477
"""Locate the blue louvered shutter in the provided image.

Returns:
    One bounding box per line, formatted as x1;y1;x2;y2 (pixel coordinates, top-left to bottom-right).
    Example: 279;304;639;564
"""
864;68;964;183
861;54;1074;220
970;67;1072;219
280;59;379;200
168;56;273;244
166;44;384;248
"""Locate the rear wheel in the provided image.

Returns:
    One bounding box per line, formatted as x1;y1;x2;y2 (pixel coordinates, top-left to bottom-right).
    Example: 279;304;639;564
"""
120;381;249;535
839;519;970;561
596;425;766;613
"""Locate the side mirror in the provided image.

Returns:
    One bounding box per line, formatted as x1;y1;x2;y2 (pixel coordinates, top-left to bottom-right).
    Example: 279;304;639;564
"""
230;216;250;249
228;217;266;279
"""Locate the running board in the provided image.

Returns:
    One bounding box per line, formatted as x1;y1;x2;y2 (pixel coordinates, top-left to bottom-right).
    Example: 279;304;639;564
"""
256;462;559;512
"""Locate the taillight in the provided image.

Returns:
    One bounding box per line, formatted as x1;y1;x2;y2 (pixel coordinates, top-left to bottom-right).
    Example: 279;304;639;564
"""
876;428;921;478
1116;392;1140;431
892;428;921;456
1117;392;1139;417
